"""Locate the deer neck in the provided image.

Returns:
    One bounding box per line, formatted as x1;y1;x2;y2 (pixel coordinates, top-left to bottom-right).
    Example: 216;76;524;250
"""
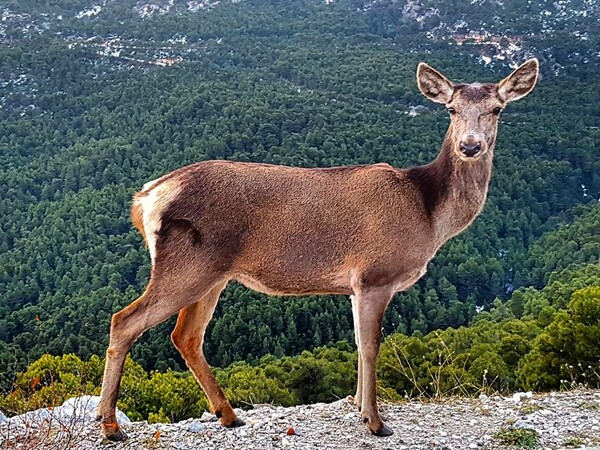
415;126;494;244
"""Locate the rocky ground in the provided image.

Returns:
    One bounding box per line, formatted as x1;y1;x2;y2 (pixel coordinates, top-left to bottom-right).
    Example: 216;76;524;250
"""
1;390;599;449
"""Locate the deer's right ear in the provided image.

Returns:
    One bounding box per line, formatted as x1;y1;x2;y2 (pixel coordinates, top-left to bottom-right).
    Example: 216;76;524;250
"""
417;63;454;104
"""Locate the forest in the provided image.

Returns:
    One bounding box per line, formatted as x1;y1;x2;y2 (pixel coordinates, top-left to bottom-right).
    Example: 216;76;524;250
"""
0;0;598;419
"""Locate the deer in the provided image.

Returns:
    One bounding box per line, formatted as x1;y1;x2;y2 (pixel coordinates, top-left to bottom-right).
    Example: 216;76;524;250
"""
96;59;539;440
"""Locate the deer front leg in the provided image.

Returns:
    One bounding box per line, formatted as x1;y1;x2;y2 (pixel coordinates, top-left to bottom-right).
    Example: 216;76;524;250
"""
353;288;393;437
350;295;363;411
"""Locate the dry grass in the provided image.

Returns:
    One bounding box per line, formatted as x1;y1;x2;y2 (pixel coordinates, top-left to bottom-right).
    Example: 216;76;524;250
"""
382;332;502;401
0;396;95;449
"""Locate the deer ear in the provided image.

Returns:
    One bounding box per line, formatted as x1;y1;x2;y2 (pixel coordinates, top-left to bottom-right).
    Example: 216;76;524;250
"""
498;58;539;103
417;63;454;104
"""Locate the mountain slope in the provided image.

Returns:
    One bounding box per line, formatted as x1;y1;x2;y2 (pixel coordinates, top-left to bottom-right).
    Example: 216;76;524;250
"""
0;0;598;384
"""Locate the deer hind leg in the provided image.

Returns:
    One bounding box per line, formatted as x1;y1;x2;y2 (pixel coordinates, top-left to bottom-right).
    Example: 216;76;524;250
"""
171;283;244;428
350;295;363;411
96;284;183;440
96;221;227;441
353;287;393;437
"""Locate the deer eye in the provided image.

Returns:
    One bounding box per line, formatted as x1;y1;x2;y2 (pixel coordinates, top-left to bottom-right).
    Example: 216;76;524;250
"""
447;107;456;115
492;107;503;115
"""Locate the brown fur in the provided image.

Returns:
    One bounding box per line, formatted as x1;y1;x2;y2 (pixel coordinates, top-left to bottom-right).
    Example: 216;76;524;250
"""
453;83;497;102
97;59;539;440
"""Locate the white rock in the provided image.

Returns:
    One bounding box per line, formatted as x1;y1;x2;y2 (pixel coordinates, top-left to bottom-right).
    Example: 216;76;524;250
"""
8;408;52;425
4;396;130;427
63;395;131;424
185;420;206;433
512;392;533;403
0;410;8;424
514;419;536;430
199;411;217;422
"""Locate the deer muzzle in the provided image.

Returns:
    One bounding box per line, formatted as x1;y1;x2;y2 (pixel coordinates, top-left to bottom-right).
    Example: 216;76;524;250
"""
459;133;485;158
459;142;482;157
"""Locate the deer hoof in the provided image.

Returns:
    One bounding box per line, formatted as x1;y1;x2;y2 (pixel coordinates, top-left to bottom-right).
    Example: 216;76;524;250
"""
224;417;246;428
371;424;394;437
103;427;128;442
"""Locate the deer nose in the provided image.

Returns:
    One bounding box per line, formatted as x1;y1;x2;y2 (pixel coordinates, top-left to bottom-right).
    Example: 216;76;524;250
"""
460;142;481;157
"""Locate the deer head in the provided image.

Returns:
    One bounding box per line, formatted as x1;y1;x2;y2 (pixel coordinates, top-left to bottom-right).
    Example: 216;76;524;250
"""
417;59;539;160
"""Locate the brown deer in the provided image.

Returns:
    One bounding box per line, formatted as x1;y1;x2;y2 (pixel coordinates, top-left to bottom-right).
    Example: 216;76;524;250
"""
96;59;539;440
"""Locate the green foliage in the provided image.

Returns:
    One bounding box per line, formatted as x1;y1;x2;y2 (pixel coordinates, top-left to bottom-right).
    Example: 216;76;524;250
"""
118;361;209;423
378;318;542;397
278;345;357;404
220;363;296;407
517;286;600;391
563;436;585;448
0;345;355;421
495;428;538;449
0;353;102;416
503;263;600;321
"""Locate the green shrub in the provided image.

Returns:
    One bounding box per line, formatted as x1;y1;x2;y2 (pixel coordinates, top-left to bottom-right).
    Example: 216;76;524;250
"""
495;428;538;448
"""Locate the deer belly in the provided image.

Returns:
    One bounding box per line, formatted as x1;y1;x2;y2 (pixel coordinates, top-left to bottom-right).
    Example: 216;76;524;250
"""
234;270;352;296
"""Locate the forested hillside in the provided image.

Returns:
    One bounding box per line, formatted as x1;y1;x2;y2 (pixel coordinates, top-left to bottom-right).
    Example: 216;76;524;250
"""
0;0;599;393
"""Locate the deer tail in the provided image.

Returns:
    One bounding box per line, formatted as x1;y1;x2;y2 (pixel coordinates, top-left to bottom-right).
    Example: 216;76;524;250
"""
131;193;148;247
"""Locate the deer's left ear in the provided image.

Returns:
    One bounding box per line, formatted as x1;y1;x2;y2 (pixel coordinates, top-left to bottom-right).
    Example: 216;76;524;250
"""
498;58;539;103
